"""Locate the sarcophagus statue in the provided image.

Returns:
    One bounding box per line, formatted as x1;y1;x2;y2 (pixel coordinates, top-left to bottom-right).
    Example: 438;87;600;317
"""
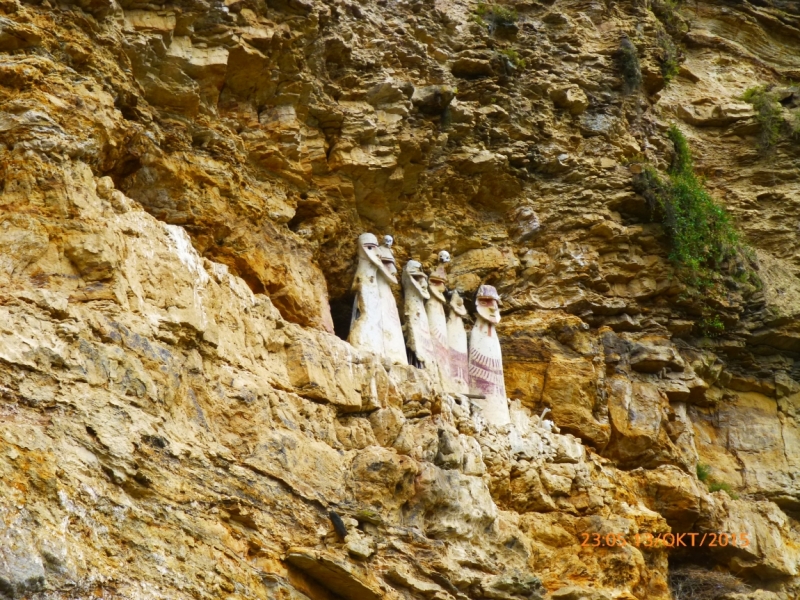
468;285;510;426
447;290;469;395
376;235;407;365
349;233;399;361
426;251;453;391
402;260;437;379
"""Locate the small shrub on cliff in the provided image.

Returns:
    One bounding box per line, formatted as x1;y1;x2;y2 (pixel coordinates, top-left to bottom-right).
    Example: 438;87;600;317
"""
617;36;642;94
698;314;725;337
742;85;784;153
697;464;740;499
499;47;526;69
652;0;687;38
634;125;741;284
656;26;681;84
708;481;739;499
475;2;518;27
696;462;711;482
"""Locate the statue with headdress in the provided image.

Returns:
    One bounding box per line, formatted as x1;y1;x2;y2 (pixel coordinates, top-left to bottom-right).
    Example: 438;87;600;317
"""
349;233;398;359
426;251;453;389
375;235;408;365
447;290;469;395
402;260;437;377
468;285;510;426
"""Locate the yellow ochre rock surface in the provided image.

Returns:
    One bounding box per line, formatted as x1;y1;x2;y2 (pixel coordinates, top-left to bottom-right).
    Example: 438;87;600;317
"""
1;0;800;598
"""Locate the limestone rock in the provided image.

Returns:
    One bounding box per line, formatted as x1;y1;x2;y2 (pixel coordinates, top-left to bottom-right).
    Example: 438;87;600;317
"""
285;550;382;600
0;16;41;51
549;86;590;115
412;85;455;115
1;0;800;598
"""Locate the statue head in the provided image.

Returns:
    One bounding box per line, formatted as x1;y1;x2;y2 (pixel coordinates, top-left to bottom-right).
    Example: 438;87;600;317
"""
449;290;467;317
428;252;449;303
475;285;501;324
402;260;430;300
358;233;397;284
377;235;397;275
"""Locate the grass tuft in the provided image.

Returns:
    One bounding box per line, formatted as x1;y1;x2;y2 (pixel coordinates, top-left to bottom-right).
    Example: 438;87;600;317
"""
698;314;725;337
696;463;711;482
475;2;518;27
708;481;739;499
499;47;526;69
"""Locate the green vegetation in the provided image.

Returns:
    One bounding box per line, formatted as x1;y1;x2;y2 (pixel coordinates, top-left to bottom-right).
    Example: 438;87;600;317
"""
742;86;784;153
651;0;687;38
656;26;680;84
634;126;741;285
698;314;725;337
651;0;686;87
499;47;526;69
696;463;739;499
740;84;800;153
474;2;518;27
617;36;642;94
708;481;739;499
696;462;711;482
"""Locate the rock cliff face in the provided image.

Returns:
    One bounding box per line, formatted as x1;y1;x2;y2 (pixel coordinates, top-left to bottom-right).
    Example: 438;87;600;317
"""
2;0;800;598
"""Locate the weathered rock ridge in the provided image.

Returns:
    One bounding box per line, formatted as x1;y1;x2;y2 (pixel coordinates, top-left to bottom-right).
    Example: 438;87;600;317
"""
1;0;800;598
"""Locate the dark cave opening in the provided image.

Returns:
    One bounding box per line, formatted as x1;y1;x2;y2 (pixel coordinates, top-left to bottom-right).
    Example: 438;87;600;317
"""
330;293;354;341
667;554;752;600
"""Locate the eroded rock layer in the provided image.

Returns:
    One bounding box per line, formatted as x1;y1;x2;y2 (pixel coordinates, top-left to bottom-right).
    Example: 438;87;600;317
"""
1;0;800;598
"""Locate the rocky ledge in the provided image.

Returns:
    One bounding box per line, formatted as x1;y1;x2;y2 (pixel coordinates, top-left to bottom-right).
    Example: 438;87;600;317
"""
1;0;800;598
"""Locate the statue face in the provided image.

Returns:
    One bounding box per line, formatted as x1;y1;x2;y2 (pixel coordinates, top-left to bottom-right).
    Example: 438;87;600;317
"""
476;297;500;324
381;253;397;276
383;235;394;248
449;291;467;317
403;261;430;300
359;233;397;284
428;251;450;303
428;270;447;303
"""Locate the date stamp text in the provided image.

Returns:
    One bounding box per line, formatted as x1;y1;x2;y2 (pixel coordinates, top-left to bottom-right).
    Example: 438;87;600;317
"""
579;532;750;548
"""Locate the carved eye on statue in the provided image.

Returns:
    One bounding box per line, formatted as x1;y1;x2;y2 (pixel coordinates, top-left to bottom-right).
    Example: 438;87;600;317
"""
364;243;378;250
478;298;496;308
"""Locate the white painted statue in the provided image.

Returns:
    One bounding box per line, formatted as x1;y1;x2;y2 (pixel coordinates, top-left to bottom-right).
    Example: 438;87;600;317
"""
402;260;437;376
447;290;469;395
349;233;398;359
468;285;510;427
376;235;408;365
426;251;453;390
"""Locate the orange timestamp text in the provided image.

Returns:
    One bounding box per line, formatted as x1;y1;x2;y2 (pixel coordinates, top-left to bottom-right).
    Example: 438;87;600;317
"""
579;532;750;548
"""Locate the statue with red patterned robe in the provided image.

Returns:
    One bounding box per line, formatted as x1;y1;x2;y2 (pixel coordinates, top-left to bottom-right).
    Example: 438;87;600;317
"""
468;285;509;426
447;290;469;395
426;251;453;389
